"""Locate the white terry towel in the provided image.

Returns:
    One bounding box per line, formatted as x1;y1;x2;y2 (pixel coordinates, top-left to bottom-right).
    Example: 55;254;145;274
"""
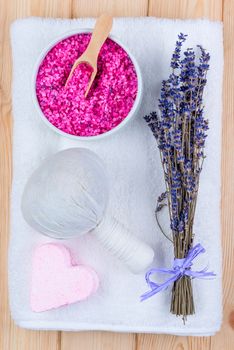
9;17;223;335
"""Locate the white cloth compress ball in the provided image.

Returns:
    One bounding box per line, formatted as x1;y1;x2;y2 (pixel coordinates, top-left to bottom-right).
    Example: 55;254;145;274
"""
21;148;154;273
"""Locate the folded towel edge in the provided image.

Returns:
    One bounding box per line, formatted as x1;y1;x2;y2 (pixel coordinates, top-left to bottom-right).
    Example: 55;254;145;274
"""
13;319;222;336
10;16;223;35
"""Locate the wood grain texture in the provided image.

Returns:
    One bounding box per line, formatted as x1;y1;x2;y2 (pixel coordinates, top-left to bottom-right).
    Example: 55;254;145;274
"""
30;0;72;17
1;0;234;350
212;1;234;349
72;0;148;17
61;331;136;350
148;0;222;20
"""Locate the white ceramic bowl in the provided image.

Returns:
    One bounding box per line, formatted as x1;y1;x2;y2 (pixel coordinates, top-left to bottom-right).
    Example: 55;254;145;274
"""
32;29;143;141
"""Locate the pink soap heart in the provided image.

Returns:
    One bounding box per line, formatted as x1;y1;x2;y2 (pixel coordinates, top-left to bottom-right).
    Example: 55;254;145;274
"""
31;243;99;312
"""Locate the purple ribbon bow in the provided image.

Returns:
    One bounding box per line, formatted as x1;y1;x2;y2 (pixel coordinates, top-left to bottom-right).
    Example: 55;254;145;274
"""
141;243;215;302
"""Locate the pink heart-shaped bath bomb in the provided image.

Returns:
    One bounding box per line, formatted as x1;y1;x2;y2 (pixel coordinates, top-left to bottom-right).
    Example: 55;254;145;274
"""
31;243;99;312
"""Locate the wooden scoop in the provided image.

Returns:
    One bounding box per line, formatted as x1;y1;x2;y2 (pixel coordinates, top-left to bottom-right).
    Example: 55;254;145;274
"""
65;14;113;97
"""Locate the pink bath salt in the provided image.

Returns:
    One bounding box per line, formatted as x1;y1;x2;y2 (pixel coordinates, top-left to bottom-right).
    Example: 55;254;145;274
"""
31;243;99;312
36;34;138;137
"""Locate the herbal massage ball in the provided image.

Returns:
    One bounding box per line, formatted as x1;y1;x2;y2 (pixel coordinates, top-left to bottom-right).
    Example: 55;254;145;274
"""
21;148;154;273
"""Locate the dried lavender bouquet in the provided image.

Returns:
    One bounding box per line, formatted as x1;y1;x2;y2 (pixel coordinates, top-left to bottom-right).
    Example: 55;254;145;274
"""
142;33;215;320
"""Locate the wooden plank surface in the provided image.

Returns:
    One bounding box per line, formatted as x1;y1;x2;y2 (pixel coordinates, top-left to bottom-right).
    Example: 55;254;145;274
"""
1;0;233;349
72;0;148;17
148;0;222;20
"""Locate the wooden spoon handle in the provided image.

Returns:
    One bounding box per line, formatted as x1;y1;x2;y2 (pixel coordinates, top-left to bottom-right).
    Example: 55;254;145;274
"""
85;14;113;62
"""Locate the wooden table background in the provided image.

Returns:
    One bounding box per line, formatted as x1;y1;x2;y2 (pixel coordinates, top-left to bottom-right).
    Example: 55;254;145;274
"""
1;0;234;349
